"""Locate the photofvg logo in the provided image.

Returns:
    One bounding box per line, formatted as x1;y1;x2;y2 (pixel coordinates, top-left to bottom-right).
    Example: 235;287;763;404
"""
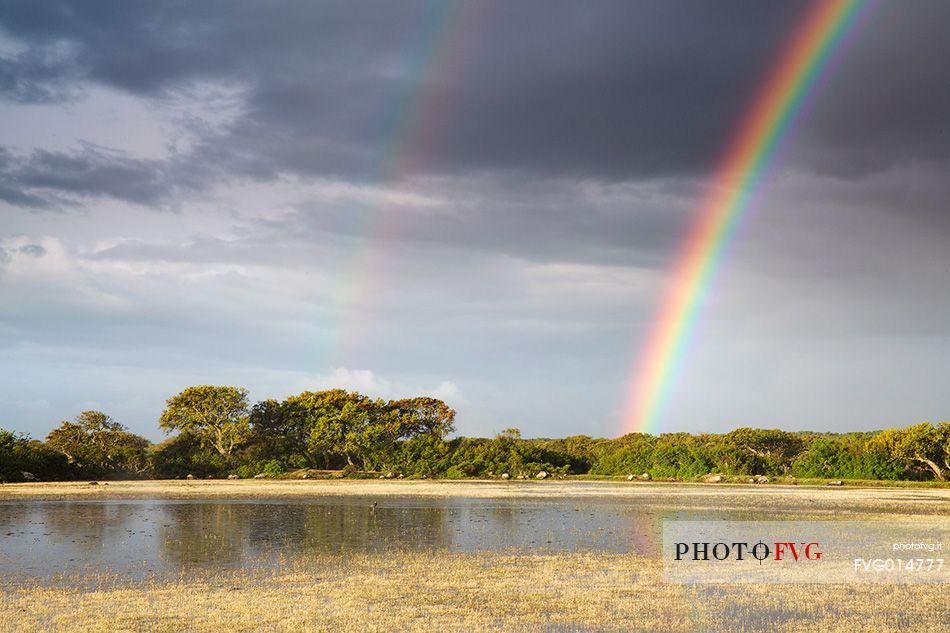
663;521;949;585
674;540;822;563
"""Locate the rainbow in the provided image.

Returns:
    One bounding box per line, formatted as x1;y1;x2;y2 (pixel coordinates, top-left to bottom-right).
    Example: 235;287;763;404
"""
322;1;477;366
619;0;876;436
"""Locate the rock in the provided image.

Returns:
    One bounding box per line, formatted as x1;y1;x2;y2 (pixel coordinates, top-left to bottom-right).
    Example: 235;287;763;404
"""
206;475;214;479
20;471;36;482
185;474;195;480
639;473;651;481
705;475;722;483
385;472;395;479
253;473;267;479
500;473;510;480
754;475;769;484
748;479;755;484
536;471;548;480
88;481;99;486
301;474;309;479
227;474;239;480
828;480;843;486
627;474;635;481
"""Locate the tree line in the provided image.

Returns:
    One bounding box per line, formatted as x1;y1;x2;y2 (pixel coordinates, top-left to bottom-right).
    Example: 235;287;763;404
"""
1;385;948;483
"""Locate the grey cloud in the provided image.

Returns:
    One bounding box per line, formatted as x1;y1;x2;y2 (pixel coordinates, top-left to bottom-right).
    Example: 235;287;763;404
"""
1;0;943;190
18;243;44;256
797;1;950;175
0;45;78;102
0;142;215;208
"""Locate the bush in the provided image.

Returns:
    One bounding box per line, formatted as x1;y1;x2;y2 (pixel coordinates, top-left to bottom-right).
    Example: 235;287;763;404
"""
0;430;73;482
153;433;229;479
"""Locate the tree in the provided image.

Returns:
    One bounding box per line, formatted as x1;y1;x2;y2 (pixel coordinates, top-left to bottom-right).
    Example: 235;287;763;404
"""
159;386;250;458
249;398;310;466
873;423;950;481
0;429;72;481
45;411;151;477
388;397;456;439
724;427;805;473
299;390;389;469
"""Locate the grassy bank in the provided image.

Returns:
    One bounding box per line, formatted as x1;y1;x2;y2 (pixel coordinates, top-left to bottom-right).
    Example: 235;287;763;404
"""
2;550;947;632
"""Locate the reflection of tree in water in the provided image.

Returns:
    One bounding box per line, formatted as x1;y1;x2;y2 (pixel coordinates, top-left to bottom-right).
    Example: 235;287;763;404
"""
157;503;249;568
40;502;137;545
156;500;456;570
1;502;154;577
278;500;454;555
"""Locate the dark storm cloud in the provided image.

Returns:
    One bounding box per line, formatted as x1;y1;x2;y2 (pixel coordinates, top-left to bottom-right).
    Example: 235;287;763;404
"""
0;0;855;192
0;0;946;222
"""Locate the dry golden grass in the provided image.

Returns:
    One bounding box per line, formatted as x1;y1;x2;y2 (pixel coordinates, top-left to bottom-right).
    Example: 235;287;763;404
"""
2;551;947;632
3;479;949;514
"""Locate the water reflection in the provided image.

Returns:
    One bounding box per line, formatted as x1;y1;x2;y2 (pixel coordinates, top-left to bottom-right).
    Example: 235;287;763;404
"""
0;496;851;580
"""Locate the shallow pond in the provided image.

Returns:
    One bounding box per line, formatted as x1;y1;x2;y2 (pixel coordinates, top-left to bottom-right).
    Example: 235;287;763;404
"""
0;494;927;581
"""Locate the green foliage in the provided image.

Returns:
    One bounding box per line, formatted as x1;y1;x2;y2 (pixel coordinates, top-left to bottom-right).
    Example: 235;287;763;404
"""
0;429;72;482
6;387;949;484
45;411;151;478
152;433;228;479
159;386;251;458
230;459;285;479
249;390;457;472
870;423;949;480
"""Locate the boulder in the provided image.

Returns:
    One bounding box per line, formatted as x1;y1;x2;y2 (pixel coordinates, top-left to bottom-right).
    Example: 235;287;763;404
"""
500;473;510;480
754;475;769;484
385;472;395;479
301;474;309;479
253;473;267;479
639;473;651;481
705;475;722;484
536;471;548;480
185;474;195;480
227;474;239;480
627;474;635;481
828;480;843;486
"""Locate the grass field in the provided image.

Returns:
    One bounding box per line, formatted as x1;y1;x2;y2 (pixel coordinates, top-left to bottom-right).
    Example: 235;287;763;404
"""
3;550;948;632
1;480;948;632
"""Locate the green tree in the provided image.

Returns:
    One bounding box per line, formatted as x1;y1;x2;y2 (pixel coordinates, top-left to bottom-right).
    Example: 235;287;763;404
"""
45;411;151;477
159;386;251;458
249;398;310;466
271;390;392;469
388;397;456;439
724;427;805;474
873;423;949;481
0;429;72;481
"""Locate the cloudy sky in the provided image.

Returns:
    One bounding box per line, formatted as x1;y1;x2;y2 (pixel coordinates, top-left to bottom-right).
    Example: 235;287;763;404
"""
1;0;947;441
